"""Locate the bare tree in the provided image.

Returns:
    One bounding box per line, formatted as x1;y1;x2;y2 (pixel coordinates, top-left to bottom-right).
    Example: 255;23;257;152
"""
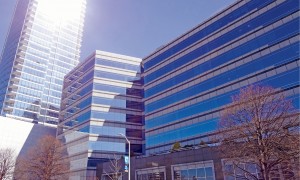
102;154;124;180
217;85;299;180
15;135;70;180
0;148;15;180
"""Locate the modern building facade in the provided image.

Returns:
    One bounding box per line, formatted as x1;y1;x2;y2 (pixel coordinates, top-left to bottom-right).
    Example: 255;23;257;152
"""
57;51;144;179
101;144;299;180
100;146;223;180
143;0;299;157
0;0;86;124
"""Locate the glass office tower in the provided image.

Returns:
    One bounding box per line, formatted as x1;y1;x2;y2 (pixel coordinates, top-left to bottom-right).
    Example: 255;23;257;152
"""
58;51;144;179
143;0;299;155
0;0;86;124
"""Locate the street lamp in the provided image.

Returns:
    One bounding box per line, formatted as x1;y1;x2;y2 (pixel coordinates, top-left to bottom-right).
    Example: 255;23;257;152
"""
119;133;130;180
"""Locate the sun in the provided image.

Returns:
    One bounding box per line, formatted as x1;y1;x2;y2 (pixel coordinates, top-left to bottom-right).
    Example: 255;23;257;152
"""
36;0;84;23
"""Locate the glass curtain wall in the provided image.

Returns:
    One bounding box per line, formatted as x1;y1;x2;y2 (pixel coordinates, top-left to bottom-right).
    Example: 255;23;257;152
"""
0;0;86;124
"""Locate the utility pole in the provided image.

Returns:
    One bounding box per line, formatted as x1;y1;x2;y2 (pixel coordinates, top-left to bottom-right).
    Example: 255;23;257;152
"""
119;133;130;180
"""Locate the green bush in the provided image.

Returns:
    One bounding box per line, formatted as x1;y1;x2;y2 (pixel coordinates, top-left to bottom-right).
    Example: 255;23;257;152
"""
199;140;208;147
172;142;181;150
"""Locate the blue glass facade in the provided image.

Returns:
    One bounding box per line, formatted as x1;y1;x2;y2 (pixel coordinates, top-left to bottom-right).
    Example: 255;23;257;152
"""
58;51;144;179
143;0;300;155
0;0;86;124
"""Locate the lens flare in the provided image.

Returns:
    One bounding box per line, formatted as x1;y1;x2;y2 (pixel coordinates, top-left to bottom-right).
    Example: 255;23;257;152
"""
36;0;84;23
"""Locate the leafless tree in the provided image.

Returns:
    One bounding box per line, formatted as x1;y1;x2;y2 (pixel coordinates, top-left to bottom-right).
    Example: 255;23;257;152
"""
102;154;124;180
14;135;70;180
0;148;15;180
217;85;299;180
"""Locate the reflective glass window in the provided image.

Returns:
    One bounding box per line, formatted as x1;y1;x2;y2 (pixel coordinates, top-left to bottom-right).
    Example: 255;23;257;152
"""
94;70;140;83
96;58;140;72
93;83;142;97
144;0;276;69
146;19;299;98
145;1;299;82
146;42;299;113
146;67;299;129
88;141;125;153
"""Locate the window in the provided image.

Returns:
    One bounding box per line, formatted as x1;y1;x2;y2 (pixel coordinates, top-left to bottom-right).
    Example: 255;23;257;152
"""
136;167;166;180
222;160;297;180
172;161;215;180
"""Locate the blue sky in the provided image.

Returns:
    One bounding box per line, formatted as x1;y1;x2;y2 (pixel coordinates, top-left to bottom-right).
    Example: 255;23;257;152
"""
0;0;235;59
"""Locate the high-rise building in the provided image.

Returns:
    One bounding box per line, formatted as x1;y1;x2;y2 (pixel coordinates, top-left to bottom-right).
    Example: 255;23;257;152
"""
143;0;299;156
0;0;86;124
58;51;144;179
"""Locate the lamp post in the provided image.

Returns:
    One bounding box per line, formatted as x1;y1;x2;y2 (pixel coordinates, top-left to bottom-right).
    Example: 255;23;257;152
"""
119;133;130;180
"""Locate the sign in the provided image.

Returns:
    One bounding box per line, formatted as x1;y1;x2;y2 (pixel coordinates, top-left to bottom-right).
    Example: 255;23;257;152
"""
124;165;128;172
124;156;129;165
124;155;129;171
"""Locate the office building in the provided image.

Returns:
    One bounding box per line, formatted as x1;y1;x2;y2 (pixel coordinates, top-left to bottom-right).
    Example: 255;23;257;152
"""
143;0;299;155
134;0;300;179
57;51;144;179
101;146;221;180
0;0;86;124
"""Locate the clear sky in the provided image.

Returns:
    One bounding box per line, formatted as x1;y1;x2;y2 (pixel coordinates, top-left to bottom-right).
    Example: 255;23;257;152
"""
0;0;235;59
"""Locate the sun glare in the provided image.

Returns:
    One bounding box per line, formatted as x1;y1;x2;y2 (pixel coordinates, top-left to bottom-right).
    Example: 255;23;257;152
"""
37;0;84;22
